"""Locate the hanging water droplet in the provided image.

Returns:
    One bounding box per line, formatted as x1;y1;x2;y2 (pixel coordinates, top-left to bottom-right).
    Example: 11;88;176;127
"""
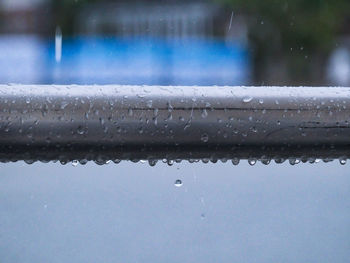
202;158;210;163
231;158;240;165
274;158;285;164
339;157;347;165
260;158;271;165
174;179;183;187
243;96;253;103
79;159;88;165
71;160;78;167
248;158;256;166
148;159;158;166
289;158;300;165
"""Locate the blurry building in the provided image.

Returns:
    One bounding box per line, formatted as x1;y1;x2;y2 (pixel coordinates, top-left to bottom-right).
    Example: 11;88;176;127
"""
0;0;50;34
0;0;251;85
77;2;218;39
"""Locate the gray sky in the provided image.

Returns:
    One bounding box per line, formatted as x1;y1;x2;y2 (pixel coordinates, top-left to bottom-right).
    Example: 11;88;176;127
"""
1;161;349;262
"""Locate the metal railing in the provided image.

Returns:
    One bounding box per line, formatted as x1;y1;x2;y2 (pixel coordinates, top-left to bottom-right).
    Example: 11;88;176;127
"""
0;85;349;164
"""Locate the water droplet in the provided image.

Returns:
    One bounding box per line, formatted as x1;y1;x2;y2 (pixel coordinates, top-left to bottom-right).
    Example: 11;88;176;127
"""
201;133;209;143
289;158;300;165
99;117;105;125
258;98;264;104
243;96;253;103
248;158;256;166
274;158;285;164
60;101;69;110
174;179;183;187
260;158;271;165
77;125;85;135
148;159;158;166
71;160;78;167
231;158;240;165
339;157;347;165
201;109;208;118
79;159;88;165
202;158;210;163
55;26;62;63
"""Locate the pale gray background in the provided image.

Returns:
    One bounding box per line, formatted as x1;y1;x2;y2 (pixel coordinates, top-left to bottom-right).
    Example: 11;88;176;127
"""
1;161;349;262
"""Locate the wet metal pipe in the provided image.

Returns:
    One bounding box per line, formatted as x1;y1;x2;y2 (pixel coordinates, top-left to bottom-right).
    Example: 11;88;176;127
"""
0;85;350;163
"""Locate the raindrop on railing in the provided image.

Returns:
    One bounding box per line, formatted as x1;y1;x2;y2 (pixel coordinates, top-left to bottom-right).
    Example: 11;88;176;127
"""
201;133;209;142
242;96;253;103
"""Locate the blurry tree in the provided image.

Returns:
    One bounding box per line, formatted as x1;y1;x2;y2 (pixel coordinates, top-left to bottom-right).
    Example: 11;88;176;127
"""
51;0;157;35
51;0;101;35
220;0;350;85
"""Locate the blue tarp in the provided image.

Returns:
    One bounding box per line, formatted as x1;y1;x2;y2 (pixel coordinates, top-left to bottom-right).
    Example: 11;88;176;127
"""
1;36;250;85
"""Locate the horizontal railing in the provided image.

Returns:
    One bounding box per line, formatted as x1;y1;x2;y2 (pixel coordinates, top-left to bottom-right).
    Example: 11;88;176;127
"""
0;85;349;164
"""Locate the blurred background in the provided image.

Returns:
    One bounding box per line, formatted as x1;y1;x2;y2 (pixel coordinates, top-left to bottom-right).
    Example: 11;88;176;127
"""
1;2;350;262
1;0;349;86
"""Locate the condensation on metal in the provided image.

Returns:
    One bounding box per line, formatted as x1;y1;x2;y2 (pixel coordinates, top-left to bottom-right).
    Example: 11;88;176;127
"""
0;85;349;164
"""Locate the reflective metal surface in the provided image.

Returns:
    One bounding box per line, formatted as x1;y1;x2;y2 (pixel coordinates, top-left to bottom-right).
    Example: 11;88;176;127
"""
0;85;350;162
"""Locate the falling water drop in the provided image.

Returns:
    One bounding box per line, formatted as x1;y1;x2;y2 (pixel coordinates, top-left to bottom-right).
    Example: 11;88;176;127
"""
174;179;183;187
55;26;62;63
71;160;78;167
